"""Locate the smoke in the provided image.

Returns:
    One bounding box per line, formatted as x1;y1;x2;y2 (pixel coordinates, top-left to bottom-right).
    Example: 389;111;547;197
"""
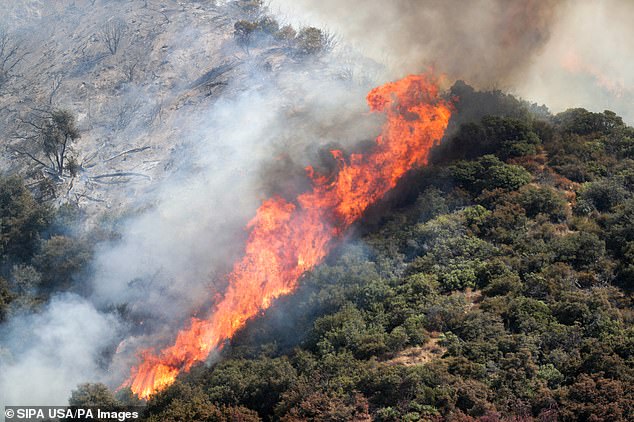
100;69;385;370
514;0;634;123
269;0;564;87
1;0;385;404
0;295;121;406
270;0;634;123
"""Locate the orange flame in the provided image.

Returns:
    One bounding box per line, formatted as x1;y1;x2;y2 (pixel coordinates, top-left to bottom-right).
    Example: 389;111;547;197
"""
122;74;452;399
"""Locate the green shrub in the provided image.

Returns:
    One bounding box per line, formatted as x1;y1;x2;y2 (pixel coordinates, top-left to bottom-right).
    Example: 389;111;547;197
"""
0;176;50;262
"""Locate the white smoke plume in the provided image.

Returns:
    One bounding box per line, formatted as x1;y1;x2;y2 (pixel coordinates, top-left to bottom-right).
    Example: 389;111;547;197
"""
0;295;120;406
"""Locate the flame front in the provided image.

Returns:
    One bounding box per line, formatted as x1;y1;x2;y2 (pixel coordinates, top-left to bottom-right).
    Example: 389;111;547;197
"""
123;74;452;399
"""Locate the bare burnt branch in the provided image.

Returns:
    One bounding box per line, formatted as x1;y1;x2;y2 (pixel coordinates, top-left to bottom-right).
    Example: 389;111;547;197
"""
100;18;127;55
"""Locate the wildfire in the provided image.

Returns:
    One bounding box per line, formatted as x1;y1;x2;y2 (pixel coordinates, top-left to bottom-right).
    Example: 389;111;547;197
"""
122;74;452;400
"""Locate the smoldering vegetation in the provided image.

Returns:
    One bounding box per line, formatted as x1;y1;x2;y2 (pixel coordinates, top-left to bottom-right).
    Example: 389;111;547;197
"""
0;0;632;418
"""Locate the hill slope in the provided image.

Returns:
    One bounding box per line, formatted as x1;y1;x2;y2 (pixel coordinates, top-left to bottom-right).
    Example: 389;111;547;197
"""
0;2;632;421
122;97;634;421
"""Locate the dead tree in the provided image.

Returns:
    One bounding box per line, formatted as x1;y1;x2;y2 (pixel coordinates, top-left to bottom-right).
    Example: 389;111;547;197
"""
48;73;63;105
109;97;142;131
231;0;266;20
100;18;127;55
0;25;28;90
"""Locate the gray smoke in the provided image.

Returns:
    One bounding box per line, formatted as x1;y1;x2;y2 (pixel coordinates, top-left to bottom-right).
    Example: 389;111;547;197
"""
270;0;564;87
270;0;634;123
514;0;634;123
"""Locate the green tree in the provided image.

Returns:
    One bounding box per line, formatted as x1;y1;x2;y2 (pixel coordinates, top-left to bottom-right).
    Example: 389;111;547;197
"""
33;235;92;292
69;383;119;408
204;357;298;417
554;232;605;270
518;185;568;222
555;108;624;135
8;264;42;310
435;116;540;162
15;109;81;178
145;382;261;422
576;179;630;213
0;176;50;262
295;27;332;56
0;277;13;321
450;155;531;194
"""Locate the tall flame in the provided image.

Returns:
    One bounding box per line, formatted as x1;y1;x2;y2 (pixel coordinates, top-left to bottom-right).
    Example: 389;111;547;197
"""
122;74;452;399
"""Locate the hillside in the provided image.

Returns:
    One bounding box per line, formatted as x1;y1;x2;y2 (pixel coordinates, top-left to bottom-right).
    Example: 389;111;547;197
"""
0;1;632;422
0;0;385;409
109;91;632;422
1;0;374;211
